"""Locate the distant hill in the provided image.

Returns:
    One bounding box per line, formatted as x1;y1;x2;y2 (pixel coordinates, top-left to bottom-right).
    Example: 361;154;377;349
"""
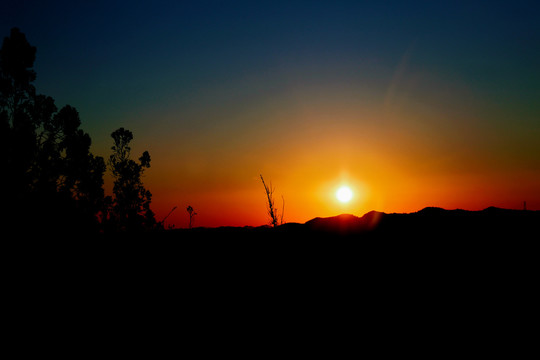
304;207;538;237
162;207;539;239
305;211;386;232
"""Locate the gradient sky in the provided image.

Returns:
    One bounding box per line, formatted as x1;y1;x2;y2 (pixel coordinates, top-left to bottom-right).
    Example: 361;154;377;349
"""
2;0;539;227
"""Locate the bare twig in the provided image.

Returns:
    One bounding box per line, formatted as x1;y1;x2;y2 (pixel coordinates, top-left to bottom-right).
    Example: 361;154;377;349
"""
162;206;177;225
260;174;279;227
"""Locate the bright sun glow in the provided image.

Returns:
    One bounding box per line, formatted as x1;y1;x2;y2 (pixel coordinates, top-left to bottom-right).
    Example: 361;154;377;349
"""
336;186;353;203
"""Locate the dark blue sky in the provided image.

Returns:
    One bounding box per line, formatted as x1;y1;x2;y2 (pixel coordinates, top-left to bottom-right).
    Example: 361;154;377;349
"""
2;0;540;224
4;1;538;126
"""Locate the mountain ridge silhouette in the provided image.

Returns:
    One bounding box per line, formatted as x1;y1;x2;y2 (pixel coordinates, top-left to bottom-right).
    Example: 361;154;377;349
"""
159;206;538;239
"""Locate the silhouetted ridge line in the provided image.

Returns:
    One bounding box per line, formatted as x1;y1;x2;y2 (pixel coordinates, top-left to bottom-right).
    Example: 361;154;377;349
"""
159;207;539;239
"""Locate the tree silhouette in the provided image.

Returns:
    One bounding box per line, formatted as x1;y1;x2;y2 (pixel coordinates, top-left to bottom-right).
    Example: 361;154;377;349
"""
107;127;157;232
1;28;37;199
0;28;36;120
1;28;106;234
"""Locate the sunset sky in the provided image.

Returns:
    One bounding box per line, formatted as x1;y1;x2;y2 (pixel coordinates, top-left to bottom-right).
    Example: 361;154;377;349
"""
2;0;539;227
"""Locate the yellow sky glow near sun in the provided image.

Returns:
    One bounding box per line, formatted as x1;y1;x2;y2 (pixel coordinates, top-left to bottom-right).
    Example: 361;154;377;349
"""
114;64;540;229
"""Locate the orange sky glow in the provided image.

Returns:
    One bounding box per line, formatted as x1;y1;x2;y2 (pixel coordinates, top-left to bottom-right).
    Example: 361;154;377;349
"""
122;80;540;228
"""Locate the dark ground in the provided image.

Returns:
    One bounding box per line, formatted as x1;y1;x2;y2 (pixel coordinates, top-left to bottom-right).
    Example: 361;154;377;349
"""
9;206;538;276
6;206;536;352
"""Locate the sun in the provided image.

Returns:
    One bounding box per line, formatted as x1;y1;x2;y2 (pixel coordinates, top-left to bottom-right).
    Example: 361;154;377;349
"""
336;186;353;203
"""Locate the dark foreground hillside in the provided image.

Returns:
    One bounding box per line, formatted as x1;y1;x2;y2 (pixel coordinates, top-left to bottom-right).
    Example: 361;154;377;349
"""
111;206;537;276
68;206;535;285
12;207;537;269
9;207;536;354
